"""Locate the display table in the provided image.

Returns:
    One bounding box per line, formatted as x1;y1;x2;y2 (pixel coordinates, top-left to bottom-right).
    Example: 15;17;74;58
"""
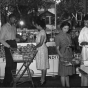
79;65;88;86
0;42;59;79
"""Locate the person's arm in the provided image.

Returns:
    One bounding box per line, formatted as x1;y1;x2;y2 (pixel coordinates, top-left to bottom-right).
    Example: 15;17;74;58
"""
55;35;63;58
0;26;10;48
35;35;45;49
56;46;63;58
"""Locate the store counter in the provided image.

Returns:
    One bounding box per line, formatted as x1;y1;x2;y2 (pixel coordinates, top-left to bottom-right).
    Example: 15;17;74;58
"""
0;55;59;79
79;65;88;86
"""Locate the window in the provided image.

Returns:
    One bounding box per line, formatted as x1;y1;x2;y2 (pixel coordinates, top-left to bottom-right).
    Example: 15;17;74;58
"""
45;16;49;24
77;12;82;21
45;16;52;24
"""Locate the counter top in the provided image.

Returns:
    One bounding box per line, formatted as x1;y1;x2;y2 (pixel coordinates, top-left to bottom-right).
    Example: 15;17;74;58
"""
17;42;56;47
80;65;88;74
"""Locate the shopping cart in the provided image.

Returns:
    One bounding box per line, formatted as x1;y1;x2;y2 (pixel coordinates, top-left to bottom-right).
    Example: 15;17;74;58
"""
10;47;37;88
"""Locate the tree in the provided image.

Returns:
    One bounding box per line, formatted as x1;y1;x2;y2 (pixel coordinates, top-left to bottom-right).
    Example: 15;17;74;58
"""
0;0;51;23
0;0;54;15
56;0;84;27
0;0;54;27
56;0;84;20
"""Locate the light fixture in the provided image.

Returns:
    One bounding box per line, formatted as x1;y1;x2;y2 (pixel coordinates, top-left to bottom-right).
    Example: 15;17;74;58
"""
19;20;25;26
54;0;61;4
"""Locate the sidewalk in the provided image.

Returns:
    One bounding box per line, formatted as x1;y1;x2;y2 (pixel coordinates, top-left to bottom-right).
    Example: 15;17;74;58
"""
0;74;80;87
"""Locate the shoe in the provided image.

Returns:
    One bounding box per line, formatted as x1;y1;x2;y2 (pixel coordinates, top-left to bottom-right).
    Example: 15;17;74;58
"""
40;80;46;86
3;81;11;87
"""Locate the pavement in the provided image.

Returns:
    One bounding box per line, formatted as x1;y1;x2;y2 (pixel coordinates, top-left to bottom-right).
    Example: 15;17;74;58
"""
0;74;81;87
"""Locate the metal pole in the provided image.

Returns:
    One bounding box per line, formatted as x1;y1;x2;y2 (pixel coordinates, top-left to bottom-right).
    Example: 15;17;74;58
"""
55;0;57;29
0;13;1;30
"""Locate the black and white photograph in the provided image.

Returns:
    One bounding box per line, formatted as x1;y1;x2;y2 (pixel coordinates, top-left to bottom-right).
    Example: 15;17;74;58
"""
0;0;88;87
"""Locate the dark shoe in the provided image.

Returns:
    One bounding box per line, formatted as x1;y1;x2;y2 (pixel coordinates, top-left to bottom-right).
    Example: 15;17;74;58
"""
3;81;11;87
3;83;10;87
40;81;46;86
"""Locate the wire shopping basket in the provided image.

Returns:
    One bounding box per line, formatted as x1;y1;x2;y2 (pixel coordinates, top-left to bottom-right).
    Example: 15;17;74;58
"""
10;48;37;87
10;47;37;62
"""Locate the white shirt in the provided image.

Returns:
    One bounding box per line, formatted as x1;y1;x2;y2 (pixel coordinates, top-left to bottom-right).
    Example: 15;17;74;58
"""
78;27;88;45
78;27;88;61
0;23;16;41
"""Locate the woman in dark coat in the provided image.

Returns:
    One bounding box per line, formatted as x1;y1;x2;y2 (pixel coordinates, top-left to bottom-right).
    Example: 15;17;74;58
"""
55;21;75;87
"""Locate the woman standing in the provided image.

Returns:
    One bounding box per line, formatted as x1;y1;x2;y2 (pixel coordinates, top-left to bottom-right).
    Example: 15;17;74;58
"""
34;17;49;85
55;21;75;87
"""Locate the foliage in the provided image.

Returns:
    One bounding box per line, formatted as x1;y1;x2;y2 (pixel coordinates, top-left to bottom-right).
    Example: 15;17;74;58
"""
56;0;84;20
0;0;54;15
0;0;54;28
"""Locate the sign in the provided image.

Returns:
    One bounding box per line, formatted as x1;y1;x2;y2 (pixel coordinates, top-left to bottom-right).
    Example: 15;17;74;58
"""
49;55;59;59
33;55;59;60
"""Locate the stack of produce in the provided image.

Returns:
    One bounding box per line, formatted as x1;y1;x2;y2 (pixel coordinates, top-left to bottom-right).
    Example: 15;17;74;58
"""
0;45;5;58
14;44;37;60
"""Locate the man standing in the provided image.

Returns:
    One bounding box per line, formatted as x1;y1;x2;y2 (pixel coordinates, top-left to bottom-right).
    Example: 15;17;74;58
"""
78;14;88;61
78;14;88;86
0;14;17;87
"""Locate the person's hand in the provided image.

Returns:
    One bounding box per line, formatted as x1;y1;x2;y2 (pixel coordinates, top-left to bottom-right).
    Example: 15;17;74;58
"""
10;47;17;51
64;62;72;66
33;46;37;50
59;54;63;58
70;45;74;48
6;44;10;48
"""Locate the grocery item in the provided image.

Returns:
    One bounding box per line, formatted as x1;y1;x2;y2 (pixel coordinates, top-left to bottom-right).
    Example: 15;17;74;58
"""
12;44;37;61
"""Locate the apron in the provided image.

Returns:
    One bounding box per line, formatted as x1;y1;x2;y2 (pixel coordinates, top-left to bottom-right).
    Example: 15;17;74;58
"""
81;45;88;61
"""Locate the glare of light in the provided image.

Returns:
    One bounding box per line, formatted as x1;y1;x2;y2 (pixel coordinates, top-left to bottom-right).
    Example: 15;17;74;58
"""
7;12;12;16
19;20;24;26
18;33;22;35
5;7;8;10
54;0;61;4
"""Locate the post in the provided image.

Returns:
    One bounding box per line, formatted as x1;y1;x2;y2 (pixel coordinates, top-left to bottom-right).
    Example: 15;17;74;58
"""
55;0;57;29
0;13;1;30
